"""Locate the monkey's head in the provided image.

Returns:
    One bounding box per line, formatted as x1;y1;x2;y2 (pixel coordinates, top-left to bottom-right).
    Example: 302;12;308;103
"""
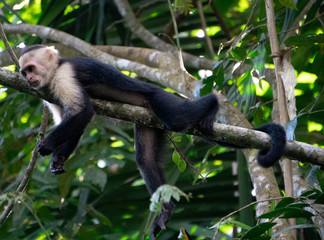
19;45;59;89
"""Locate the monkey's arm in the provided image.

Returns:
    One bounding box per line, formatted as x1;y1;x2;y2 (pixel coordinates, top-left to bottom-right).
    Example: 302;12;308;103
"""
38;104;94;156
38;103;94;174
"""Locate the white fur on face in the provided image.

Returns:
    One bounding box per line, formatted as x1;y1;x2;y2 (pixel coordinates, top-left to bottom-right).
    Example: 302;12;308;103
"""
20;46;85;124
19;47;59;88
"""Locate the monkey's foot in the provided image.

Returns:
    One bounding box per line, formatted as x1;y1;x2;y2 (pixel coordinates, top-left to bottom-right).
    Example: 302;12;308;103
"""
197;115;215;136
51;167;66;175
150;201;175;240
50;156;67;175
38;140;55;156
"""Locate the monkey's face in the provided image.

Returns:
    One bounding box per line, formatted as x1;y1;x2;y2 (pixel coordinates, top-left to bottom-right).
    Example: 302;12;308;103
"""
20;59;46;88
19;47;59;89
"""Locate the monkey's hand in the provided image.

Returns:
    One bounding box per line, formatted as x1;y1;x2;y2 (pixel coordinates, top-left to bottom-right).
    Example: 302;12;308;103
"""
38;139;55;156
50;155;67;175
150;201;175;239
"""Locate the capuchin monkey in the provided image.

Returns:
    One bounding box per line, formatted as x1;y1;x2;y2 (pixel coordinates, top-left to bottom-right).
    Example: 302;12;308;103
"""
19;45;286;239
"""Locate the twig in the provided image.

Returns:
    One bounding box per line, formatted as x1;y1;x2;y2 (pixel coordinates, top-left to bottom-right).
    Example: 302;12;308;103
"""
162;12;186;44
0;1;24;22
195;0;215;58
167;0;181;48
113;0;217;69
281;0;317;44
0;22;19;67
210;1;231;40
135;0;164;17
167;134;207;182
225;0;259;57
212;196;286;240
0;105;49;227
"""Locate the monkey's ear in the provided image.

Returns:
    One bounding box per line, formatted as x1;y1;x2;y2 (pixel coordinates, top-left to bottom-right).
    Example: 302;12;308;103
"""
46;46;58;54
45;46;59;61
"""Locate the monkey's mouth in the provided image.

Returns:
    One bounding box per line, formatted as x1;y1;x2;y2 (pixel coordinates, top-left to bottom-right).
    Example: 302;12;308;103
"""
29;81;40;88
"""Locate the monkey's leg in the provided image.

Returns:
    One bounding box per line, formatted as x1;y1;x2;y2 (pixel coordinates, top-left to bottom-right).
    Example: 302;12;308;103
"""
134;125;175;239
147;89;218;135
50;133;82;175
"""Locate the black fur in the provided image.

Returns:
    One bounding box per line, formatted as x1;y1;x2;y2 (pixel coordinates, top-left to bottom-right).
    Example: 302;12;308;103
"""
60;57;219;134
38;106;94;174
21;45;286;239
21;44;46;55
253;123;286;168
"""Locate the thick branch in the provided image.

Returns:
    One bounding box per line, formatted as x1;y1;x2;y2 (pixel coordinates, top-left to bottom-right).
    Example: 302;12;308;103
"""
2;24;199;97
0;68;323;167
1;24;245;119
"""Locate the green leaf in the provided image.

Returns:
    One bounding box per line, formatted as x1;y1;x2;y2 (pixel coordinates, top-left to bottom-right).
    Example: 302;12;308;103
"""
286;203;310;209
274;197;295;209
38;0;72;26
173;136;182;142
214;64;224;89
172;151;181;165
200;78;214;96
315;193;324;204
242;222;276;239
253;33;266;78
301;189;320;198
259;207;313;219
175;0;194;14
226;219;252;231
84;166;107;191
271;224;316;239
172;191;181;202
280;208;313;219
150;185;188;213
230;47;246;61
285;34;324;46
161;186;173;202
59;169;76;200
178;160;187;173
259;208;285;219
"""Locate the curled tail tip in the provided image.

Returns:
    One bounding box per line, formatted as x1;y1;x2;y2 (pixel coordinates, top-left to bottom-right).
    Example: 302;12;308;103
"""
257;155;280;168
255;123;287;168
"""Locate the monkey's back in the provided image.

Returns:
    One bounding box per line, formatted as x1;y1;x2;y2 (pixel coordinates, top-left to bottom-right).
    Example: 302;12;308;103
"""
60;57;155;94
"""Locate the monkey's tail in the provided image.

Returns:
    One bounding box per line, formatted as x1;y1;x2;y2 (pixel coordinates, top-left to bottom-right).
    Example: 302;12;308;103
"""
196;94;219;136
253;123;286;168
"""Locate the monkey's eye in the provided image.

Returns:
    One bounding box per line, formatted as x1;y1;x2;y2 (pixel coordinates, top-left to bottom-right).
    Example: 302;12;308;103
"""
26;66;34;73
21;71;26;77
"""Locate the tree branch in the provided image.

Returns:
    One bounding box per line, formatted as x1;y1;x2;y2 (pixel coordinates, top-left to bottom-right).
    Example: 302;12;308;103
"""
195;0;215;58
0;68;323;167
0;22;19;67
2;23;200;98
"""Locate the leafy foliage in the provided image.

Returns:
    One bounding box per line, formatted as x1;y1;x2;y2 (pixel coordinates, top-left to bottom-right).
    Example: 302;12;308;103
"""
174;0;195;15
0;0;323;239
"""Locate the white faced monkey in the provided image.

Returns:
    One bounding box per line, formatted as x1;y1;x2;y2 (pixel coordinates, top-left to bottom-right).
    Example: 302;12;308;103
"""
19;45;286;239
